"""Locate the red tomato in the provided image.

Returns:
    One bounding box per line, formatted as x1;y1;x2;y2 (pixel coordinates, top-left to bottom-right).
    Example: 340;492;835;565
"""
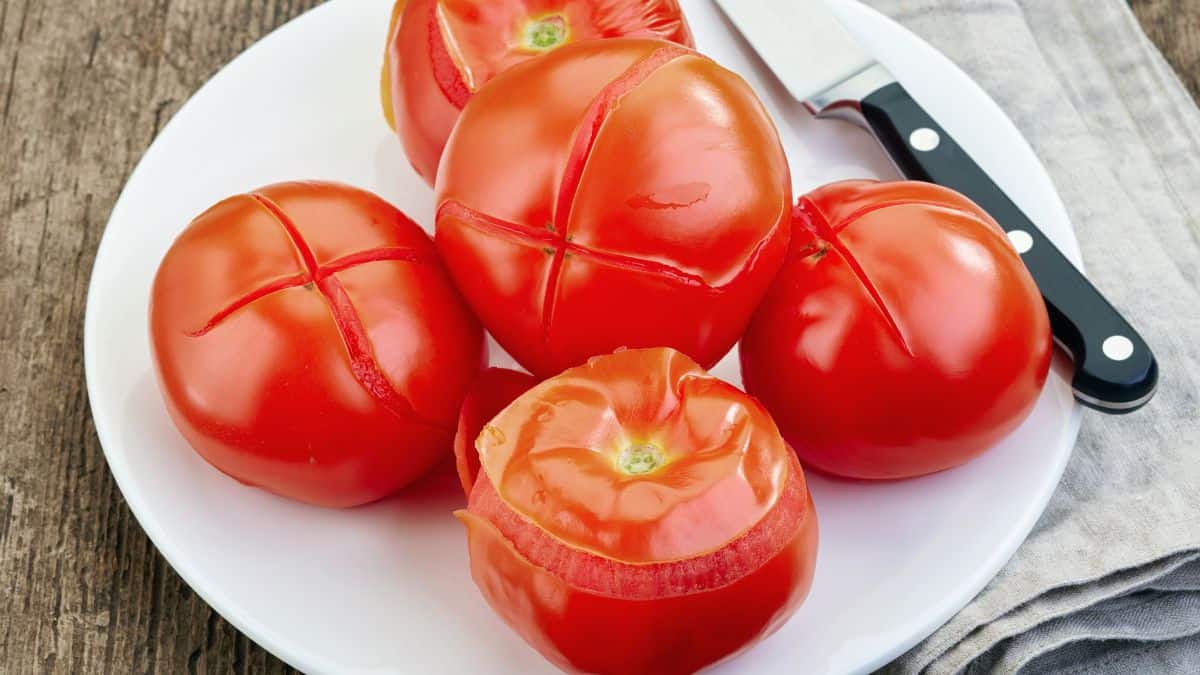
380;0;408;131
453;367;539;497
741;180;1052;480
435;38;792;378
385;0;694;184
457;348;819;675
150;181;486;507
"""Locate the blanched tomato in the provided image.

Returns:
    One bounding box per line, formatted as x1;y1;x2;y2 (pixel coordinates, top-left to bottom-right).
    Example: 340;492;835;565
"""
457;348;818;674
741;180;1052;479
453;367;538;497
435;38;792;378
384;0;693;184
150;181;486;507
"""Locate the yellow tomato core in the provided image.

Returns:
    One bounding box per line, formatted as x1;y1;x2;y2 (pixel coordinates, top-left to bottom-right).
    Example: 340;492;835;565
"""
477;349;791;564
617;443;667;476
521;15;569;52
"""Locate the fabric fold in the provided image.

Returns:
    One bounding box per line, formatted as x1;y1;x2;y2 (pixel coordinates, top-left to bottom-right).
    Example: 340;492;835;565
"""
858;0;1200;672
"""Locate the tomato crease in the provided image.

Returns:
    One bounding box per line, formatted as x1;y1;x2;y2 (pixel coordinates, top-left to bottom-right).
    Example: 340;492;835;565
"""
250;193;322;278
428;0;472;109
186;272;309;337
438;199;728;291
247;192;451;433
795;197;917;357
539;44;693;350
321;246;435;275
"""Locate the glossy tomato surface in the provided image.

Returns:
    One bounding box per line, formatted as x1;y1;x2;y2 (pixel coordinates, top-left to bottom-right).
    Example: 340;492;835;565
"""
385;0;693;185
436;38;792;378
458;348;818;675
453;367;538;497
741;180;1052;480
150;181;485;507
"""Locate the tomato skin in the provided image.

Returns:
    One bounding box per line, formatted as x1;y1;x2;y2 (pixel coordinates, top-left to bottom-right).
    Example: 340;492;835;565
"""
150;181;486;507
380;0;408;131
459;474;816;675
741;180;1052;480
436;39;792;379
386;0;693;185
453;367;539;497
456;348;818;674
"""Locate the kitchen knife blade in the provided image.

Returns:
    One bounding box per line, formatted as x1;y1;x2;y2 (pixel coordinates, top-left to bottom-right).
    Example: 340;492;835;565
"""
716;0;1158;414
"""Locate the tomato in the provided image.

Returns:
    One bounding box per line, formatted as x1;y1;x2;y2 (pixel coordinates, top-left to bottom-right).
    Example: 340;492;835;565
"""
150;181;486;507
457;348;818;674
741;180;1052;480
435;38;792;379
380;0;408;131
453;367;538;497
384;0;693;184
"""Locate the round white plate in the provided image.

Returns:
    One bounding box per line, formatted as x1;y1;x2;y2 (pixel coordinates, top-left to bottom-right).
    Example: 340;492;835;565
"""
84;1;1083;673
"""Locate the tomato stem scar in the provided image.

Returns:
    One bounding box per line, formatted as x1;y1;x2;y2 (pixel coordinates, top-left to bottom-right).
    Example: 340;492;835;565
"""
522;15;569;51
618;443;666;476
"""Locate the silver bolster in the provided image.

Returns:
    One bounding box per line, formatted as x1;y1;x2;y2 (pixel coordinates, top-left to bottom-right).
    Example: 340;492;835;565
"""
1073;386;1159;413
804;63;897;130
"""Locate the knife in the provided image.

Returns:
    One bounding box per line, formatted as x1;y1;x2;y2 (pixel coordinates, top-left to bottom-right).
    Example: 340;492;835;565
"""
716;0;1158;414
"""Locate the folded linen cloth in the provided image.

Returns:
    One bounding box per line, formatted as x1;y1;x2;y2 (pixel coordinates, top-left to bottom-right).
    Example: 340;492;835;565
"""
853;0;1200;673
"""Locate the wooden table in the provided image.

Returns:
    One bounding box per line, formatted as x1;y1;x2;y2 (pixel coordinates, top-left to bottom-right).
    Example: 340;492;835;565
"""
0;1;1195;672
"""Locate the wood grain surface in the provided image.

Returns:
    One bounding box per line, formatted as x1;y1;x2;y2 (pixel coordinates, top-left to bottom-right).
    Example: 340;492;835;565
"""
0;0;1196;673
1133;0;1200;99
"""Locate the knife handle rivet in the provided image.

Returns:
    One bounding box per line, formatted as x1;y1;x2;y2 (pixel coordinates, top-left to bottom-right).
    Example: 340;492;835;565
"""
909;128;941;152
1007;230;1034;254
1103;335;1135;361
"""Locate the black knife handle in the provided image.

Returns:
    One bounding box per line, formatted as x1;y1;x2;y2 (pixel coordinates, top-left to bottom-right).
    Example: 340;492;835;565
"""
859;82;1157;413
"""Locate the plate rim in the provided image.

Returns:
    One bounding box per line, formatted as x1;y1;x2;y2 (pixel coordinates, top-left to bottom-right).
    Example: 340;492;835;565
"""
83;1;1084;673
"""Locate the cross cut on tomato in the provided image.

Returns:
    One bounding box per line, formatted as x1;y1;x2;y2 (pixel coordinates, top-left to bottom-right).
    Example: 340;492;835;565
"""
742;180;1052;479
436;194;727;351
188;191;447;430
151;181;485;507
436;39;792;378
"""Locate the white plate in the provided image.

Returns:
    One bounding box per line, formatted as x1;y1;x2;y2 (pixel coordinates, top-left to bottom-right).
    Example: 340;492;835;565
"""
84;1;1083;673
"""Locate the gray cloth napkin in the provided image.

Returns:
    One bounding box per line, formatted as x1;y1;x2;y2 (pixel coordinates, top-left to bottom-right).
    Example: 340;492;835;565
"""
851;0;1200;673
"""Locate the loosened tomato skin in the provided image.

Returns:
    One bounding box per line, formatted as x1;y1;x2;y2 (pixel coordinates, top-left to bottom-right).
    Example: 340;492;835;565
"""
385;0;693;185
741;180;1052;480
456;348;818;674
453;367;539;497
459;468;816;675
436;39;792;379
150;181;486;507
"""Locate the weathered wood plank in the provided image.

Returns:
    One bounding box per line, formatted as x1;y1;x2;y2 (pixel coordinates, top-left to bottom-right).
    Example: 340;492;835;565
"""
0;0;1196;673
1131;0;1200;102
0;1;318;672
